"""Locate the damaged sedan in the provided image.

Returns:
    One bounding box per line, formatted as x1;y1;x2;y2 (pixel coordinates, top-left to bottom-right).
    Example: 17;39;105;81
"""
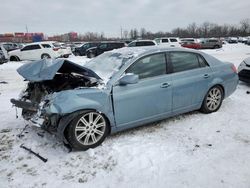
11;47;238;150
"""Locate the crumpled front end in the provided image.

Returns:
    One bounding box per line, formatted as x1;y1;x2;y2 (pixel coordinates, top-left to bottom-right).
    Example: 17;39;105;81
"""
10;59;103;133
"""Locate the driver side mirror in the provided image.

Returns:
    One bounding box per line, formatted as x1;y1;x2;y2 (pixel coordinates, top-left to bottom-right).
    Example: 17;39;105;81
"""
119;73;139;85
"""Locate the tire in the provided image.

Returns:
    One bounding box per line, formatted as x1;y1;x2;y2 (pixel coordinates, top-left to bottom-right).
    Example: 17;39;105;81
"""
200;86;223;114
214;45;220;49
66;111;109;150
87;52;95;58
41;54;51;59
74;52;80;56
10;56;20;61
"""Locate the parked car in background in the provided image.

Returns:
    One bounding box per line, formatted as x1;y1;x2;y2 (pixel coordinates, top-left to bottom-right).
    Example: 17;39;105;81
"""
86;41;125;58
180;38;201;49
1;42;20;52
238;37;248;44
154;37;181;47
0;49;7;64
199;38;222;49
128;40;157;47
227;37;238;43
246;38;250;45
0;43;8;64
52;42;72;58
74;42;100;56
11;47;238;150
8;41;71;61
238;57;250;83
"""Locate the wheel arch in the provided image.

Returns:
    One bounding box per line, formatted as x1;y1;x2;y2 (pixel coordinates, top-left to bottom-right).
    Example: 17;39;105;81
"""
57;109;112;146
9;55;20;61
210;84;225;99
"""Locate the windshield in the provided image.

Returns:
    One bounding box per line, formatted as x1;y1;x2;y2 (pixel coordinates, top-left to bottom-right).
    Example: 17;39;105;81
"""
84;52;133;83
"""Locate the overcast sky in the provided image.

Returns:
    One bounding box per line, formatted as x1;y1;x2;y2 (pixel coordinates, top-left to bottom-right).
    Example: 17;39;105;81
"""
1;0;250;37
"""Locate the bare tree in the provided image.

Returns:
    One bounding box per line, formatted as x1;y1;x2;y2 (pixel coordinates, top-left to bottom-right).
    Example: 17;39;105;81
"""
240;18;250;36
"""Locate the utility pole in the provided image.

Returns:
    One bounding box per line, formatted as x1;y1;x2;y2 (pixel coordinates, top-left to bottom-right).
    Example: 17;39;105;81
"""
25;25;28;33
120;27;123;39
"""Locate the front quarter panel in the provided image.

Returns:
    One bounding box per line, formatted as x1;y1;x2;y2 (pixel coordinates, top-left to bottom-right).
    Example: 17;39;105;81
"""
45;88;115;126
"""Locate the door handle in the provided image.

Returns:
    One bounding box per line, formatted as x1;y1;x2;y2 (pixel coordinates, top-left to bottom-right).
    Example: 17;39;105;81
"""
203;74;210;78
160;83;171;88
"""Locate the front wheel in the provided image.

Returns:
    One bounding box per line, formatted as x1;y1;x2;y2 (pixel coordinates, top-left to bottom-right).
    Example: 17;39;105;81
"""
66;111;109;150
200;86;223;113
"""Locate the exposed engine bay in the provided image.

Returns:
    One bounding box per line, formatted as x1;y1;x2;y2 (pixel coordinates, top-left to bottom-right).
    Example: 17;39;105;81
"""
12;73;98;120
10;59;102;130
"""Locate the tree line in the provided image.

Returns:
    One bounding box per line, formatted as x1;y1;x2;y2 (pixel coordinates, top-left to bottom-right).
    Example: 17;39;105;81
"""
76;18;250;41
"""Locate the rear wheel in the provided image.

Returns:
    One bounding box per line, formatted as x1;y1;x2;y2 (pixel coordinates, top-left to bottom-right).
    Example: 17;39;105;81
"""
10;56;20;61
41;54;51;59
66;111;109;150
200;86;223;113
214;45;220;49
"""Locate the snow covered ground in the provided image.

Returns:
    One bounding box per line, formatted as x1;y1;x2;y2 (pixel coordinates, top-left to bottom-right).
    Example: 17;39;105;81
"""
0;44;250;188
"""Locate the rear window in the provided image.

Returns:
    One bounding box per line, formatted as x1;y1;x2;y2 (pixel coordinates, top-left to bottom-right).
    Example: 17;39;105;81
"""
53;43;61;47
162;39;169;43
42;44;51;48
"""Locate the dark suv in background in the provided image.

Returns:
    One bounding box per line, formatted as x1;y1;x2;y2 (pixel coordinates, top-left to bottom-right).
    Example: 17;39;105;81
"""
86;41;125;58
200;38;222;49
73;42;100;56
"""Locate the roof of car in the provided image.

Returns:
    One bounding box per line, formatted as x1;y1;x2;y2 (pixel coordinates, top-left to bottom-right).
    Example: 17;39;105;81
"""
111;46;200;58
131;39;155;42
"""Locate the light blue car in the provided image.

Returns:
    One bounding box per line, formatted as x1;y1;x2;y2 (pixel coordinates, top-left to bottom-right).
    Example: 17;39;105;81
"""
11;47;238;150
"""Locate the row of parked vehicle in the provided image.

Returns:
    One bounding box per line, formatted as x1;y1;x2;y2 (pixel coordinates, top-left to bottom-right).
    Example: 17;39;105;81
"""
72;37;225;58
1;36;250;62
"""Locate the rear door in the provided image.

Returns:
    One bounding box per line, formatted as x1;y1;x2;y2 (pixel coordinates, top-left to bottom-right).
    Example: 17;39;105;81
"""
113;53;173;127
168;51;213;113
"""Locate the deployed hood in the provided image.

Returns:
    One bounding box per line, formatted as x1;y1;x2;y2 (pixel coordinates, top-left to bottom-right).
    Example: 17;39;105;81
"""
17;59;102;82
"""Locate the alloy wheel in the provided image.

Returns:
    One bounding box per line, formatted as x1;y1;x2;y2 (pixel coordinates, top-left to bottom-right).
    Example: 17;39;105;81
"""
206;87;222;111
74;112;106;146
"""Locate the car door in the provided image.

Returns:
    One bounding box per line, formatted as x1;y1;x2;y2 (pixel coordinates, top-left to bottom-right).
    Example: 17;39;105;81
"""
112;53;173;127
21;44;42;60
168;52;213;113
19;45;33;60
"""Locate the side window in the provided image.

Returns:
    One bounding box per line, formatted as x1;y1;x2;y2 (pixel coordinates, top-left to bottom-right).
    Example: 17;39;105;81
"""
144;41;155;46
83;43;90;49
170;38;178;42
126;53;166;79
22;44;41;51
136;42;144;46
197;55;208;67
42;44;51;48
21;45;31;51
99;43;107;49
162;39;169;43
128;42;136;47
169;52;201;73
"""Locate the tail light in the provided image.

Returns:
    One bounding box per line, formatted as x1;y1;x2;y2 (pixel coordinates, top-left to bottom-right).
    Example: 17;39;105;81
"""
53;47;60;51
231;65;237;73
